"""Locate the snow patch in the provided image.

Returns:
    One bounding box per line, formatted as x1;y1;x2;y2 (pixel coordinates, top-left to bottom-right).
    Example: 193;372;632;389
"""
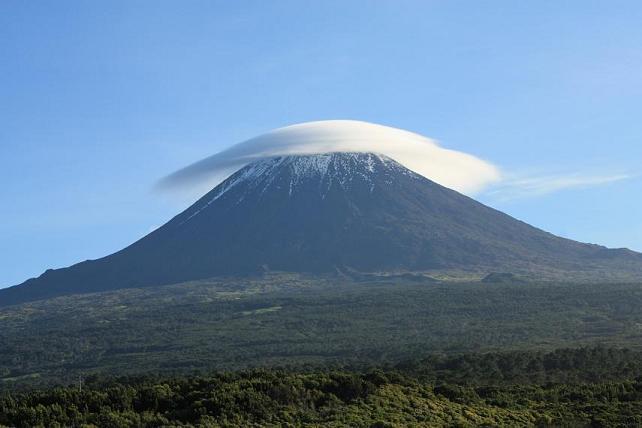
180;153;400;224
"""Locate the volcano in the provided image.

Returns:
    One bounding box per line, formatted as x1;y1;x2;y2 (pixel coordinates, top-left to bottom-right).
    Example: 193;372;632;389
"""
2;152;641;306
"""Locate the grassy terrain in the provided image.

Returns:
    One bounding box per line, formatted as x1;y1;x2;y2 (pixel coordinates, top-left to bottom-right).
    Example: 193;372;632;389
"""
1;274;641;390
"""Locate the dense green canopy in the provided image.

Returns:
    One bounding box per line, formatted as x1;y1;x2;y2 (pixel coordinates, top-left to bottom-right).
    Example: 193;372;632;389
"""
2;347;641;427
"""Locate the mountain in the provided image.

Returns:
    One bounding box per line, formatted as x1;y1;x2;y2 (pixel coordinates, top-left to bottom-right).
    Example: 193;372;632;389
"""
2;152;642;306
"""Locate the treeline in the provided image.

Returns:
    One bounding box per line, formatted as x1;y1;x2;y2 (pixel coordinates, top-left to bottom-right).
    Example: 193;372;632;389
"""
1;347;642;427
397;346;642;385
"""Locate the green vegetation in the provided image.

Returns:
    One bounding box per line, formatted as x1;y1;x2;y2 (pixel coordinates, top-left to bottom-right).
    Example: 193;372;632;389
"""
1;275;642;390
2;276;642;425
1;347;641;427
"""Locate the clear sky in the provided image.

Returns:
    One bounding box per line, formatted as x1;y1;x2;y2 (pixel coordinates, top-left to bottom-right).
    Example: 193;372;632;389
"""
1;1;641;288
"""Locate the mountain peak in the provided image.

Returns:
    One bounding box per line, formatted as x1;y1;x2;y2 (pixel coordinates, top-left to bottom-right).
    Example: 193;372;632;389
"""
3;150;642;306
181;153;411;222
239;152;385;180
238;152;404;183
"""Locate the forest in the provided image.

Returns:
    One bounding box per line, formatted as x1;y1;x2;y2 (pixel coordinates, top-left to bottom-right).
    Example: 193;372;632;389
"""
1;347;641;427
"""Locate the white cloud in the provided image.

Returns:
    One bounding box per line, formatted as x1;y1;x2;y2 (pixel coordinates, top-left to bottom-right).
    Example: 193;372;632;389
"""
158;120;502;197
158;120;633;202
485;172;632;201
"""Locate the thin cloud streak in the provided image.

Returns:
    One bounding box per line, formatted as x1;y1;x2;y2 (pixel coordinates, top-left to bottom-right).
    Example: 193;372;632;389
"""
486;172;633;201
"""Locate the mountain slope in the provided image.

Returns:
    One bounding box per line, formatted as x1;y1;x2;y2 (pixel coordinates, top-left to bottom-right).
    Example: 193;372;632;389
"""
2;152;641;305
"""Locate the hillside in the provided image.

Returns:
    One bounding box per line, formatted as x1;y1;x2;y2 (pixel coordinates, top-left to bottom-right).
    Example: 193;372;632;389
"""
2;275;642;390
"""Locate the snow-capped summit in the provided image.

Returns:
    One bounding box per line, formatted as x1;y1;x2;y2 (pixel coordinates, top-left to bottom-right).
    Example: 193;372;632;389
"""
181;153;410;222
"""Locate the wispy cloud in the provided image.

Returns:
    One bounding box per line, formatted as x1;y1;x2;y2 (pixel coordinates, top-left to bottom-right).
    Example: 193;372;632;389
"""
486;172;633;201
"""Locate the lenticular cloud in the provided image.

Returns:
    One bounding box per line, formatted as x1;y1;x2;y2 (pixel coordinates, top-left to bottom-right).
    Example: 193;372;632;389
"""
159;120;501;196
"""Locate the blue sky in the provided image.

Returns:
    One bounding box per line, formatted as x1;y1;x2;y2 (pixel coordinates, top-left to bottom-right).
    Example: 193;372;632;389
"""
1;1;641;288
